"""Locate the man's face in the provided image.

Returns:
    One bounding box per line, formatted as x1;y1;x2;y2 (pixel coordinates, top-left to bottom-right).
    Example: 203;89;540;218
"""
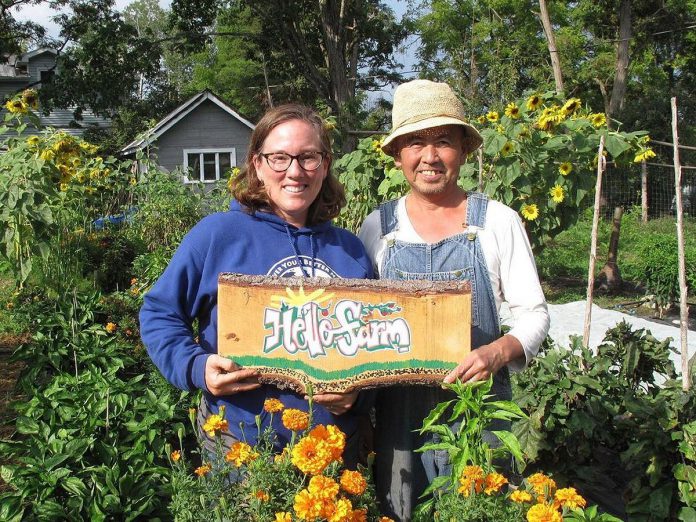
394;125;467;197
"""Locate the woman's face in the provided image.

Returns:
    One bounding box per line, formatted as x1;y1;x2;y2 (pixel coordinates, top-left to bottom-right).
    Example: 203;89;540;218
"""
253;119;328;228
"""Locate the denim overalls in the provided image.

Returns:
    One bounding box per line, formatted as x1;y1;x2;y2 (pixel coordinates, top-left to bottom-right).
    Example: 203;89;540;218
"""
373;192;512;521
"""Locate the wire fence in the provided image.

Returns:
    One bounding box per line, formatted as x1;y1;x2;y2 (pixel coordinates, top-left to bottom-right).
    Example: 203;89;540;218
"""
588;140;696;219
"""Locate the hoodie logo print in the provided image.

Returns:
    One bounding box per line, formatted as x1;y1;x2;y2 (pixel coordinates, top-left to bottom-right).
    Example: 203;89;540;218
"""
267;255;339;278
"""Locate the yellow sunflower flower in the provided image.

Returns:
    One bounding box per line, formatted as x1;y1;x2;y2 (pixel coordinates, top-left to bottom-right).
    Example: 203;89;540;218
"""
521;203;540;221
5;98;28;114
549;184;564;203
340;469;367;496
634;148;656;163
486;111;499;122
225;441;258;467
264;398;285;414
526;503;562;522
483;472;508;494
477;115;487;124
589;112;607;128
282;408;310;432
561;97;581;116
26;135;40;147
559;162;573;176
22;89;38;109
553;487;587;510
510;490;533;503
526;94;542;111
501;142;514;156
505;102;520;119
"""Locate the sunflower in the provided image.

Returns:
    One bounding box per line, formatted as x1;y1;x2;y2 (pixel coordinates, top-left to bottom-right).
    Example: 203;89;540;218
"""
5;98;27;114
501;142;514;156
561;97;581;116
549;184;564;203
558;162;573;176
634;148;656;163
486;111;499;122
22;89;39;109
526;94;542;111
282;408;309;432
520;203;540;221
589;112;607;128
477;115;487;124
504;102;520;119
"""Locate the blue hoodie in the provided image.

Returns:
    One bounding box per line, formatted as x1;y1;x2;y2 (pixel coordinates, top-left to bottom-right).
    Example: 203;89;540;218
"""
140;200;373;449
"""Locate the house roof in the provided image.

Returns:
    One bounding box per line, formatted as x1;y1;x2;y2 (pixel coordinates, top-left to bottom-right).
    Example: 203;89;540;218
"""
0;48;57;80
120;90;255;156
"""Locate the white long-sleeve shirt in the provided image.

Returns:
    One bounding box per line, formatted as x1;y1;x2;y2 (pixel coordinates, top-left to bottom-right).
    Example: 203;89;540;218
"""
358;196;550;371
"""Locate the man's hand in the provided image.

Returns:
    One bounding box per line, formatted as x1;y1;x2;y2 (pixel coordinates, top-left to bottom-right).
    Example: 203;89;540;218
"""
311;391;359;416
205;354;261;396
443;335;524;384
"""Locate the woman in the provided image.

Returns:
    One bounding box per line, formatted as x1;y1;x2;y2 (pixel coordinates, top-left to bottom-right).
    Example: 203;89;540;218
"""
140;104;373;465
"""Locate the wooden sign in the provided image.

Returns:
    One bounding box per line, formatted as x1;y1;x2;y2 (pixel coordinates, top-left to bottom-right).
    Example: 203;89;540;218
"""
218;274;471;394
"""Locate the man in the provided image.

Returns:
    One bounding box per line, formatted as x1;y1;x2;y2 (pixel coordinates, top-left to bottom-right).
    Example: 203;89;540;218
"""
358;79;550;521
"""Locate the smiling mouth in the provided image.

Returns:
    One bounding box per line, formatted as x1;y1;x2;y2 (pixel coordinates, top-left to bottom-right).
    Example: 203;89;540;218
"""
283;185;308;193
418;170;443;178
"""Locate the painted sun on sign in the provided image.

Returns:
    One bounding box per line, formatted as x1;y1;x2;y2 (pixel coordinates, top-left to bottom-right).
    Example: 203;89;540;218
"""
264;287;411;358
217;274;472;393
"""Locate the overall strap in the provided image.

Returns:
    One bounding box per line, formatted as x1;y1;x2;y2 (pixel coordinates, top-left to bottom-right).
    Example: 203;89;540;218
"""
466;192;489;228
379;199;400;236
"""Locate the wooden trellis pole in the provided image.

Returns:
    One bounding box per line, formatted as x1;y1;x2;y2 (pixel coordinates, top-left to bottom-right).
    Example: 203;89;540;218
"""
671;97;691;391
584;135;606;352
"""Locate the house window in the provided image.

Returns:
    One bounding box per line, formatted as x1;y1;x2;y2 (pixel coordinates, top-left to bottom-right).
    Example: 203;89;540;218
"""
40;70;54;84
183;148;237;183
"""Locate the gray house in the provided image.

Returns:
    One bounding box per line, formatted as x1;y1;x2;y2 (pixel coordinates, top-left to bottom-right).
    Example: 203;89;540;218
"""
0;48;111;137
121;90;255;184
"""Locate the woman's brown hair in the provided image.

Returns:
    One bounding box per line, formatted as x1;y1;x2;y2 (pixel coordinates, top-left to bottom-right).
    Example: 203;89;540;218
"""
230;104;346;226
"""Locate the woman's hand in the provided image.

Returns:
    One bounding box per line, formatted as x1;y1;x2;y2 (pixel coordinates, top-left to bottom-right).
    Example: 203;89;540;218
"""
204;354;261;396
311;391;358;416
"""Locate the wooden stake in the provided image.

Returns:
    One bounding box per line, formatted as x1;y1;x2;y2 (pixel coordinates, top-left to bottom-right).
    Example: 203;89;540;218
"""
671;97;691;391
641;160;648;223
584;135;606;352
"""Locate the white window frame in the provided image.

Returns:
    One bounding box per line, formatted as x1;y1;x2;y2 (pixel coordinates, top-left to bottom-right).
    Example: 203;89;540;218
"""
183;148;237;183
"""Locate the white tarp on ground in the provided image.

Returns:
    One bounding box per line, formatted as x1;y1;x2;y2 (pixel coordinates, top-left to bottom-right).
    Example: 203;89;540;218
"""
545;301;695;375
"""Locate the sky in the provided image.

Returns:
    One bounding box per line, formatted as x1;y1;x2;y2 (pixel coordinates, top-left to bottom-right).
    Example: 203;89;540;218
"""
11;0;418;101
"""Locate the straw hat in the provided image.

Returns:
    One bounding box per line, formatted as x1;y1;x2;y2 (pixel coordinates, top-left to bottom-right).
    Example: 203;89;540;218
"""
381;79;483;157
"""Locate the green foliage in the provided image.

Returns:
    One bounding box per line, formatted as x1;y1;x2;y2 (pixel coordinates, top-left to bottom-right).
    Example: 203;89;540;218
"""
513;322;696;520
413;377;526;519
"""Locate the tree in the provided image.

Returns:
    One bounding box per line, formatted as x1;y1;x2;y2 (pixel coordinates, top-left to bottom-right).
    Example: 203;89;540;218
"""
169;0;406;150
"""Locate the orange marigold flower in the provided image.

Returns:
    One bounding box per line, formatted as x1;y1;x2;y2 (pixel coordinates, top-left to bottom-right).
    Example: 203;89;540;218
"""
308;475;340;500
308;424;345;462
275;513;292;522
526;503;562;522
283;408;310;432
105;322;117;334
194;463;211;477
458;465;485;496
340;469;367;496
294;488;322;520
510;490;534;503
527;472;556;502
130;277;138;286
264;398;285;414
554;487;586;510
254;490;270;502
327;497;353;522
292;436;333;475
225;441;257;467
483;472;508;494
170;450;181;462
202;412;229;438
350;508;367;522
379;518;396;522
